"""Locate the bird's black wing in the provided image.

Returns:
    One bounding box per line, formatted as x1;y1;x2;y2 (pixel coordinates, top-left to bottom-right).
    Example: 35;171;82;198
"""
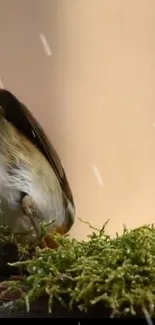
0;89;74;207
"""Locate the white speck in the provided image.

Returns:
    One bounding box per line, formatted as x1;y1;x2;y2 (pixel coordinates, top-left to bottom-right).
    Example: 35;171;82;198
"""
32;130;36;138
92;165;104;187
61;160;65;168
0;78;4;89
39;32;52;56
38;269;42;274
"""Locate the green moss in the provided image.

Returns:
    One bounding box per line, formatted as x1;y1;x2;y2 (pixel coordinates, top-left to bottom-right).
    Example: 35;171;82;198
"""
0;214;31;277
1;219;155;318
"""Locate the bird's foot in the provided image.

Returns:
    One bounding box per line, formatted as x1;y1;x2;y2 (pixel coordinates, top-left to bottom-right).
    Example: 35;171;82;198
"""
39;234;58;249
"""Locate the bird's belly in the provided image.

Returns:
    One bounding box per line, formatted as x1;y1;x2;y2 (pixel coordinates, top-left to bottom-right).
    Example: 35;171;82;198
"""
0;161;66;240
0;196;33;235
0;166;34;236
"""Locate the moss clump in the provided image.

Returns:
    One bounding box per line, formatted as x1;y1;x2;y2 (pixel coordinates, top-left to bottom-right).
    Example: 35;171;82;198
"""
0;212;54;276
0;224;31;277
0;221;155;318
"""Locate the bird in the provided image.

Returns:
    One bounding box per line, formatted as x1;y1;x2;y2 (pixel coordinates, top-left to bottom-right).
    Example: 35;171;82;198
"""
0;89;75;248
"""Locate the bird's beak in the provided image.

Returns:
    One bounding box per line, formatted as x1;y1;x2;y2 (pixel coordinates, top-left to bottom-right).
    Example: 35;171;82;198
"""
39;224;71;249
39;234;58;249
39;201;75;249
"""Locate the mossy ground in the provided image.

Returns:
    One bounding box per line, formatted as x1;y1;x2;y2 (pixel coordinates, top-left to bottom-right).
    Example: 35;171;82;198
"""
0;216;155;319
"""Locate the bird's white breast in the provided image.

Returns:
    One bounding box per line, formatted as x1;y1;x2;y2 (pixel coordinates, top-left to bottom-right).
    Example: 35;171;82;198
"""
0;156;66;237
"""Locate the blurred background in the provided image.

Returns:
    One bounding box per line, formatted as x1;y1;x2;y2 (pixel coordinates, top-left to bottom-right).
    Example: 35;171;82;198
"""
0;0;155;240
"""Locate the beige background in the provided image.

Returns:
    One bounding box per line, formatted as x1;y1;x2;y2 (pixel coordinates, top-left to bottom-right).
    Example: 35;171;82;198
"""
0;0;155;240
